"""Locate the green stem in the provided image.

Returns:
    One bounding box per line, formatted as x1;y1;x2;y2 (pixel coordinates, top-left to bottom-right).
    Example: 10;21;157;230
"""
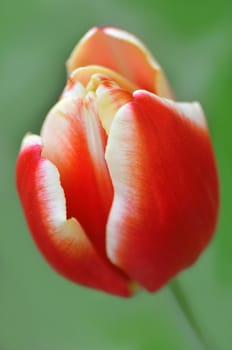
168;279;213;350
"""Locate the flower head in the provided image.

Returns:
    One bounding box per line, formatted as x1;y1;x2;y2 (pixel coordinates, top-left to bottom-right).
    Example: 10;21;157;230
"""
16;27;219;297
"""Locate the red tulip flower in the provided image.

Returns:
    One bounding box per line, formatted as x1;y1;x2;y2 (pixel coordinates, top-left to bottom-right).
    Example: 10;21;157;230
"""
16;27;219;297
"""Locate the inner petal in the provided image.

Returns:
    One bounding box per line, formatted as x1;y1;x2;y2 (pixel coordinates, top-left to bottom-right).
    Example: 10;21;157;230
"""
94;75;133;134
41;96;113;256
62;66;136;100
41;72;133;257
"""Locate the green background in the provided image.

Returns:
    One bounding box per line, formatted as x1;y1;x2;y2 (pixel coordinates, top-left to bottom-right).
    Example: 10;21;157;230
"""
1;0;232;349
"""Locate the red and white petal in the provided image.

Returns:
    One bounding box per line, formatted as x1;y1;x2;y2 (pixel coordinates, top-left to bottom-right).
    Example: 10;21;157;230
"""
66;27;174;98
16;134;132;297
41;96;113;256
105;90;219;292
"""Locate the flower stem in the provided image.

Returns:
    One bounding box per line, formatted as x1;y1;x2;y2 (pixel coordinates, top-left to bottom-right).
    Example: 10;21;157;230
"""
168;279;213;350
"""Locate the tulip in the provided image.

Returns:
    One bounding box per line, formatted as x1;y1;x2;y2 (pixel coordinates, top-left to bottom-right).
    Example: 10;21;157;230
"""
16;27;219;297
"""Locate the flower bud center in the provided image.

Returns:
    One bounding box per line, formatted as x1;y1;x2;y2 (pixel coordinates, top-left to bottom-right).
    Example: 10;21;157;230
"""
62;66;135;134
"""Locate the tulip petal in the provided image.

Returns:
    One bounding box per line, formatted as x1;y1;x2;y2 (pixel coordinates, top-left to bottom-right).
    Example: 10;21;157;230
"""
67;27;174;98
16;134;132;297
41;96;113;256
106;90;219;291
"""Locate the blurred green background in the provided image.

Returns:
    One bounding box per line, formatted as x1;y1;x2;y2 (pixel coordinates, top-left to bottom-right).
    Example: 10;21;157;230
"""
1;0;232;349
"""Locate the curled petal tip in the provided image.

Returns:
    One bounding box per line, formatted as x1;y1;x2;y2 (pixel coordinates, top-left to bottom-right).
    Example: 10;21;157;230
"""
20;133;42;151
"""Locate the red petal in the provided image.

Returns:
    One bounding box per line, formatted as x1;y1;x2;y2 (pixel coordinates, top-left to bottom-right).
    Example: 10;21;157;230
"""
66;27;173;98
16;135;132;297
41;96;113;256
106;91;219;291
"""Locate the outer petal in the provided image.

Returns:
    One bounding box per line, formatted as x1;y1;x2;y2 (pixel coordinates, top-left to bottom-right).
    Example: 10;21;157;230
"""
41;96;113;256
16;135;132;297
106;90;219;292
66;27;173;98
